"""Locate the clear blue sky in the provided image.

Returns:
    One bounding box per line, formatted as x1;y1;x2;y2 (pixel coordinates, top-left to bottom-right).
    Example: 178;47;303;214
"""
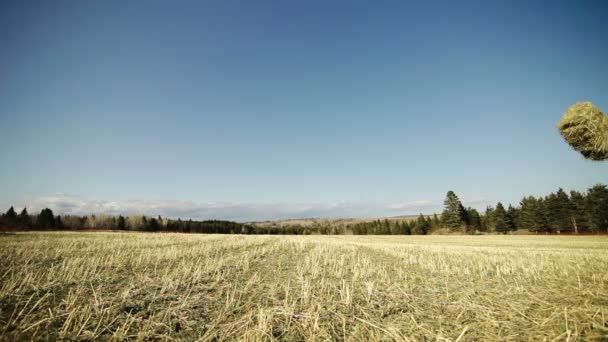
1;0;607;220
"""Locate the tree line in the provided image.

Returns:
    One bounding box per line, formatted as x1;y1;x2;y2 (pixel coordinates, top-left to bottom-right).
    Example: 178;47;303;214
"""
1;184;607;235
302;184;608;235
0;209;321;235
444;184;608;234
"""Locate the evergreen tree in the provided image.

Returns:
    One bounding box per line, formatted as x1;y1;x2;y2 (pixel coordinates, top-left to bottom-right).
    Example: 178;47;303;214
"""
35;208;56;230
535;198;551;233
520;196;549;233
545;189;572;233
483;205;495;232
409;221;417;234
117;215;127;230
381;219;391;235
441;191;465;230
432;213;441;228
148;217;160;232
459;204;471;233
569;190;590;232
391;221;399;235
17;208;31;228
403;221;410;235
506;204;518;231
4;206;17;226
413;214;430;235
5;206;17;219
519;196;537;231
468;208;481;232
494;202;509;234
587;184;608;233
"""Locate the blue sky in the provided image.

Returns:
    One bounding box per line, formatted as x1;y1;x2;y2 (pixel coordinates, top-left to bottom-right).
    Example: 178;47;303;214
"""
1;0;607;220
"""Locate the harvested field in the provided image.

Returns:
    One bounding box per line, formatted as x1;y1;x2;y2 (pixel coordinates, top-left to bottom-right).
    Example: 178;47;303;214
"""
1;232;607;340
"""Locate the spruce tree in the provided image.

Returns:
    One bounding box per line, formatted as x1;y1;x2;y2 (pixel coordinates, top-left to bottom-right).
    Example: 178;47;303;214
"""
459;204;471;233
35;208;56;230
4;206;17;225
534;198;550;233
391;221;401;235
506;204;518;231
569;190;590;232
545;189;572;232
117;215;127;230
468;208;481;232
483;205;495;232
432;213;441;228
382;219;391;235
18;208;30;228
148;217;160;232
494;202;509;234
413;214;430;235
441;191;465;230
519;196;536;231
587;184;608;233
403;221;412;235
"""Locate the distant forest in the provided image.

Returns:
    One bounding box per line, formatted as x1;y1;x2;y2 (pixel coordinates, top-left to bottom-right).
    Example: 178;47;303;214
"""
1;184;607;235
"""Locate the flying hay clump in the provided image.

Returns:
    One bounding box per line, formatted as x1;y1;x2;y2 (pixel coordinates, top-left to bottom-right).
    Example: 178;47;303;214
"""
557;102;608;161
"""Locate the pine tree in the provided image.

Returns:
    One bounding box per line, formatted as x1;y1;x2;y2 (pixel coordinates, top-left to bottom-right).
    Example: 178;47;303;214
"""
483;205;495;232
441;191;465;230
520;196;549;233
459;204;471;233
4;206;17;226
506;204;518;231
117;215;127;230
17;208;30;228
569;190;590;232
391;221;400;235
381;219;391;235
545;189;572;233
587;184;608;233
468;208;481;232
534;198;550;233
403;221;412;235
35;208;56;230
519;196;537;231
494;202;509;234
413;214;430;235
148;217;160;232
432;213;441;228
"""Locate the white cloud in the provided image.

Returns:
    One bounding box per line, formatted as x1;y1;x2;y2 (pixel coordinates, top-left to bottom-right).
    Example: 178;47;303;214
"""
387;200;434;210
16;194;446;222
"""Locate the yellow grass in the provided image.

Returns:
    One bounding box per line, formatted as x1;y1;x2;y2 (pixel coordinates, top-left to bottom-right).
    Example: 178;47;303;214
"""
1;232;607;340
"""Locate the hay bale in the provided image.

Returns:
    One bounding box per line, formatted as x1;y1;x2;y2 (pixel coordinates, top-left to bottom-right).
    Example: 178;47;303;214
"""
557;102;608;161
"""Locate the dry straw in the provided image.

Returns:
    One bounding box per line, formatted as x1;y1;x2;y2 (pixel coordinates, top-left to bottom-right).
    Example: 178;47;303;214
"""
2;233;608;340
557;102;608;160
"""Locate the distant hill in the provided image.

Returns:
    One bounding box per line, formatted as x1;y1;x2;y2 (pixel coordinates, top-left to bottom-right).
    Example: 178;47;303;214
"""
248;214;424;228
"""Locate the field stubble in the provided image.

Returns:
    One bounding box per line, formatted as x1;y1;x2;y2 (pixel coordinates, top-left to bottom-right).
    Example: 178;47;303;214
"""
0;233;607;341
